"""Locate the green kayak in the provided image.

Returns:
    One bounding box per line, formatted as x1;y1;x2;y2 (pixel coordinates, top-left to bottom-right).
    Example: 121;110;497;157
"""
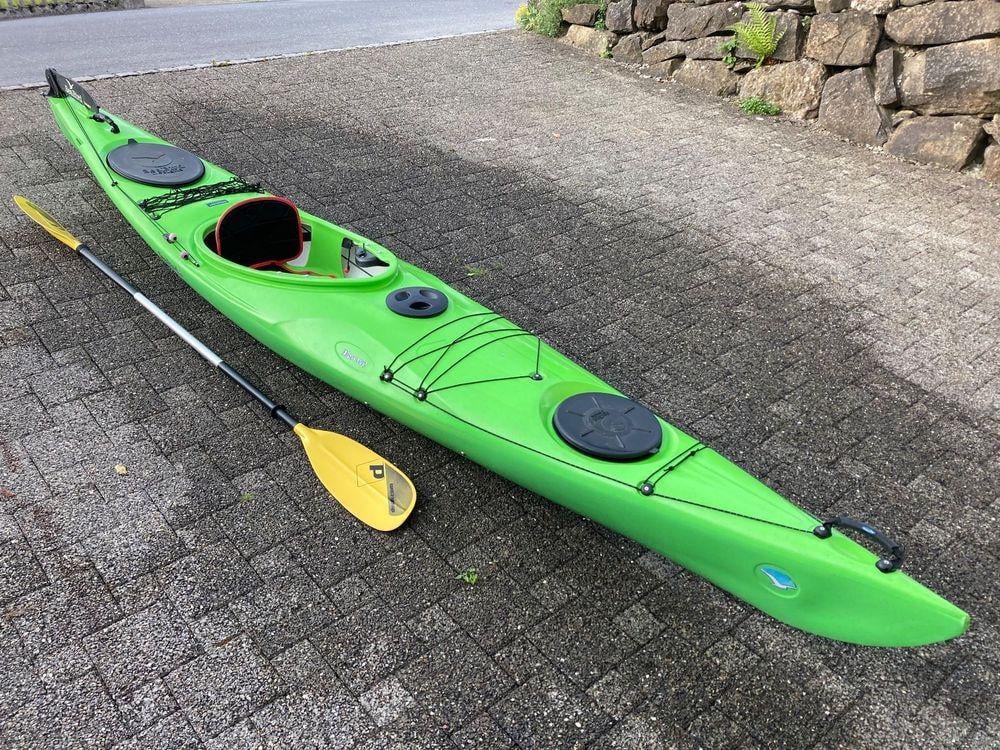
43;69;968;647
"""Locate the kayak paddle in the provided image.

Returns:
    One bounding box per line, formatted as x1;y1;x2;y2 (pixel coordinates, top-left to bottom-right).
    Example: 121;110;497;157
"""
13;195;416;531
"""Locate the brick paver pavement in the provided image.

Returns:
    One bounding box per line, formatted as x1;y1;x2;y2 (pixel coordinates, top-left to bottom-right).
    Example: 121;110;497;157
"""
1;30;998;750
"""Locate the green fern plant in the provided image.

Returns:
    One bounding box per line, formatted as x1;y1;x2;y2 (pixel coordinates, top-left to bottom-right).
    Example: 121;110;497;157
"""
728;2;786;68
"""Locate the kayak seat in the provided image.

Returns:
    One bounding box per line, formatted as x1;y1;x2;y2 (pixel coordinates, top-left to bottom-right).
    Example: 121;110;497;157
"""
215;196;305;270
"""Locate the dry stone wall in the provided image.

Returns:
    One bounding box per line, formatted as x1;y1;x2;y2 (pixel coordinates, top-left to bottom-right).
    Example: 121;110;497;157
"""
556;0;1000;184
0;0;142;20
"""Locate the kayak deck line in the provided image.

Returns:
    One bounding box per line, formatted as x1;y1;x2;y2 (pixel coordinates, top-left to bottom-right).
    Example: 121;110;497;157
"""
385;311;511;371
138;177;265;218
382;315;808;532
39;68;971;646
640;441;707;494
383;311;545;397
401;383;818;535
417;331;540;396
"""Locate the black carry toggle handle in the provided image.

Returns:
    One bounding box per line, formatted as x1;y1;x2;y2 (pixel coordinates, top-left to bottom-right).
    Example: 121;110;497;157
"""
813;517;904;573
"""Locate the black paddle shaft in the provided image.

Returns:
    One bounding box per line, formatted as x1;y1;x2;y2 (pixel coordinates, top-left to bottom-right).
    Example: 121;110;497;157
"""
77;243;298;429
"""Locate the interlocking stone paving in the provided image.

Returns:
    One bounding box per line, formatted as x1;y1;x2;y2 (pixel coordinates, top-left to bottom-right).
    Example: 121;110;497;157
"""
1;29;999;750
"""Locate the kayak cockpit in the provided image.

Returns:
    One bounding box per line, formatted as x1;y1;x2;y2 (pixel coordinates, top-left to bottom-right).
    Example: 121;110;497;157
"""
195;197;396;282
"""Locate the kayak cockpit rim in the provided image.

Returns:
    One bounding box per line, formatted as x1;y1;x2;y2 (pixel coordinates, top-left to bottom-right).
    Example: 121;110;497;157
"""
189;215;401;286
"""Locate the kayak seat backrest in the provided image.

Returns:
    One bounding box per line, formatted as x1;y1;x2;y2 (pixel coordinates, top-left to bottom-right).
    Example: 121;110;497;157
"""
215;196;303;269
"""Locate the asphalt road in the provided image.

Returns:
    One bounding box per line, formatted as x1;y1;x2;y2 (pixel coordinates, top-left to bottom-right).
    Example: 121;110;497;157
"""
0;0;518;87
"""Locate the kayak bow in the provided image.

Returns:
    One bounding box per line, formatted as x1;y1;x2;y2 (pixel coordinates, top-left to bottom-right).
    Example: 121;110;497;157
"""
40;69;969;646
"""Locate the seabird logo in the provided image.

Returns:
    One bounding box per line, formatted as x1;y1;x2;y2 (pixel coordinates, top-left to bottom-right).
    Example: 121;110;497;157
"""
759;565;797;591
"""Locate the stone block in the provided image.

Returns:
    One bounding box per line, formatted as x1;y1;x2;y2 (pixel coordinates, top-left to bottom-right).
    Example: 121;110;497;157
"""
874;47;899;106
886;115;985;170
561;24;618;56
899;39;1000;116
740;58;828;118
607;0;638;32
686;36;731;59
562;3;601;26
665;2;743;40
642;39;688;63
634;0;675;29
647;58;684;77
819;67;893;145
983;144;1000;184
885;0;1000;46
851;0;897;15
673;59;741;95
613;32;647;63
805;11;881;66
984;114;999;140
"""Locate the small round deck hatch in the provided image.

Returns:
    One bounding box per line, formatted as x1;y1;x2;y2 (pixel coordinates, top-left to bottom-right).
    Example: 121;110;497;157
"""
554;392;662;461
107;139;205;187
386;287;448;318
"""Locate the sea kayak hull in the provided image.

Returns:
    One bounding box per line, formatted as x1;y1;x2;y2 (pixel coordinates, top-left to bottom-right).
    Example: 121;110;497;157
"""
44;75;969;646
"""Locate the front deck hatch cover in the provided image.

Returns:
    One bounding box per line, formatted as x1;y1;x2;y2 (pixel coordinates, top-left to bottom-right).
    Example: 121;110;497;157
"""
107;139;205;187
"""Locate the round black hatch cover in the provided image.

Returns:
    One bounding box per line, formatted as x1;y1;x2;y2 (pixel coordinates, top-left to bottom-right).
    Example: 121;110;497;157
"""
386;287;449;318
106;139;205;187
554;392;662;461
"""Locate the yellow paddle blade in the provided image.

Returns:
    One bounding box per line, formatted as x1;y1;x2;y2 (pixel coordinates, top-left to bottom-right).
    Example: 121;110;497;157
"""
293;423;416;531
13;195;82;250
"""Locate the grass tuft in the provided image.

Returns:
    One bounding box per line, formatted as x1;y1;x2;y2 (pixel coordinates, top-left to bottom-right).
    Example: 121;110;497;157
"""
456;567;480;585
738;96;781;116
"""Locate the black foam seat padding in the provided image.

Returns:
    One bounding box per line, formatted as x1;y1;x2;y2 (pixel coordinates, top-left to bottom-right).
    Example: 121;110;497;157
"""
554;392;662;461
214;197;303;269
106;139;205;186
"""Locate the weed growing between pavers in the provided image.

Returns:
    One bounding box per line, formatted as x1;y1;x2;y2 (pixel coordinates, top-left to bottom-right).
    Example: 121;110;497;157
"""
455;567;480;585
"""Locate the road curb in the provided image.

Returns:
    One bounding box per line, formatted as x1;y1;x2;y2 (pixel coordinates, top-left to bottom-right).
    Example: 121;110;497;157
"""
0;27;511;91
